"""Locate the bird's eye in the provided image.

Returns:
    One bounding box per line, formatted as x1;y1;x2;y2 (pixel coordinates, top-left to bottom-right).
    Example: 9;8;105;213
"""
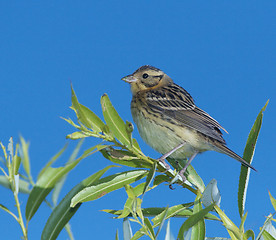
142;73;149;79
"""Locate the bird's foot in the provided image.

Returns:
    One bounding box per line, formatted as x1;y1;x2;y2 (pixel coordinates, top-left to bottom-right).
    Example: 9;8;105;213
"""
179;170;187;182
157;157;171;171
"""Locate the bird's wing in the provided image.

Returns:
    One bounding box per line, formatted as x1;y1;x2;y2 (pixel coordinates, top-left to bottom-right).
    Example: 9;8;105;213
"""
145;84;227;143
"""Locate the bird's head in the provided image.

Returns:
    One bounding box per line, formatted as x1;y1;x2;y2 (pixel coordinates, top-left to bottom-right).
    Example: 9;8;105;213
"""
122;65;173;95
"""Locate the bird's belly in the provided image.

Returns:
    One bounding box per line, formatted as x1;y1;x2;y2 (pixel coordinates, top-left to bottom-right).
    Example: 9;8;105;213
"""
132;108;212;159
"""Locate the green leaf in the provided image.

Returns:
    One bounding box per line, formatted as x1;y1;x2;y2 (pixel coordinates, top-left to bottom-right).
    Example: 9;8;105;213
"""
0;175;30;194
262;230;276;240
41;165;114;240
104;204;219;221
79;103;105;133
51;140;84;206
71;170;148;207
142;162;156;196
178;193;207;240
26;157;83;221
13;155;21;175
118;198;134;219
244;229;255;240
257;214;276;240
155;206;169;238
115;229;119;240
130;203;194;240
38;144;68;180
20;136;33;183
136;198;144;223
151;204;193;223
239;212;248;233
190;193;206;240
52;176;67;206
238;100;268;217
269;191;276;212
214;205;240;240
71;84;104;132
101;148;152;169
66;131;91;139
125;184;136;199
0;141;8;162
114;182;158;219
62;117;81;129
144;218;155;238
101;94;131;148
0;203;18;221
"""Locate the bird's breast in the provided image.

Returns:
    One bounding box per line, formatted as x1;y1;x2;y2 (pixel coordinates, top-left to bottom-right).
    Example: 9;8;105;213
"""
131;99;214;159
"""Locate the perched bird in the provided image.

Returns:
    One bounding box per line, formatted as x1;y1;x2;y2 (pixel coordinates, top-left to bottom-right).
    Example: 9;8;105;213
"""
122;65;256;180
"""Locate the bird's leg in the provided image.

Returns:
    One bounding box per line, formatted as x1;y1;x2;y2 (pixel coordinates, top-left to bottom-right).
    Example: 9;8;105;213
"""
179;151;198;181
157;142;186;170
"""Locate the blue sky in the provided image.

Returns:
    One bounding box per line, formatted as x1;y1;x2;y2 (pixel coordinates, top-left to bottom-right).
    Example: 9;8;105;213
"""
0;1;275;239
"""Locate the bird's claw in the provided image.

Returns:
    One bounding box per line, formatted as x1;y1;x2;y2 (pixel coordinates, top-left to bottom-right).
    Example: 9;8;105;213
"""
157;157;171;171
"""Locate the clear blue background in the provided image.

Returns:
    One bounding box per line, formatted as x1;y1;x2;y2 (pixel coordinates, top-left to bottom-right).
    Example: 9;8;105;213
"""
0;1;275;239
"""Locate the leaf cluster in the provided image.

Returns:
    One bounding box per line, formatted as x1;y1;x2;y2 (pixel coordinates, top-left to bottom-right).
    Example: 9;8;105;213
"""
0;86;273;240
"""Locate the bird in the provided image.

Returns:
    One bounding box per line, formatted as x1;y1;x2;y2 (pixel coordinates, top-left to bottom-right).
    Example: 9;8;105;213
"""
122;65;256;181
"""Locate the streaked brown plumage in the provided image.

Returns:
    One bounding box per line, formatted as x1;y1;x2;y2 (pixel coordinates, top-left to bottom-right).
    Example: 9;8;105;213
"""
122;65;256;179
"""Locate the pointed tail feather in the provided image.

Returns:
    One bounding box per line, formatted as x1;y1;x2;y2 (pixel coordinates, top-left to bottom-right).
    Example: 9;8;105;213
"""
213;142;257;171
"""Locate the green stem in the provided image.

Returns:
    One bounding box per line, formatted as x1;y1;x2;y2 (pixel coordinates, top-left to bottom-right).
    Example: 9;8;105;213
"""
14;191;28;239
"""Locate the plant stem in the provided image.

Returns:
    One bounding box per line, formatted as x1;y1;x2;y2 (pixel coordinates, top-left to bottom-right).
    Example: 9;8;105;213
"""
14;185;28;239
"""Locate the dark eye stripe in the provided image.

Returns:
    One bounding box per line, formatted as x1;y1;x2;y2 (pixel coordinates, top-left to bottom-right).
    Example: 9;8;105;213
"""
141;74;164;87
153;75;163;80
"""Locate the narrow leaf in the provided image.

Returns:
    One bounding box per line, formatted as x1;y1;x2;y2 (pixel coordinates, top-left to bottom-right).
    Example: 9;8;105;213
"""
118;198;134;219
239;212;248;233
238;100;268;217
101;94;131;148
123;218;133;240
262;230;276;240
0;175;30;194
256;214;275;240
0;204;18;221
165;219;174;240
71;84;97;130
38;144;68;180
71;170;147;207
190;193;206;240
115;229;119;240
66;131;91;139
144;218;155;238
41;165;114;240
79;103;105;133
142;162;156;196
269;192;276;212
214;205;240;240
156;206;169;238
244;229;255;240
52;176;67;206
26;158;82;221
13;155;21;175
104;205;219;221
20;136;33;182
178;202;212;240
101;149;152;169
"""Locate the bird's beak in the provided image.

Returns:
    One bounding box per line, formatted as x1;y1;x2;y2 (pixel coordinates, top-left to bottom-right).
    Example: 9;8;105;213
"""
121;75;138;83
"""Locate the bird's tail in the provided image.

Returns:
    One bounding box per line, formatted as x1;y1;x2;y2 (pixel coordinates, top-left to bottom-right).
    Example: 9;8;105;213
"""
213;142;257;171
